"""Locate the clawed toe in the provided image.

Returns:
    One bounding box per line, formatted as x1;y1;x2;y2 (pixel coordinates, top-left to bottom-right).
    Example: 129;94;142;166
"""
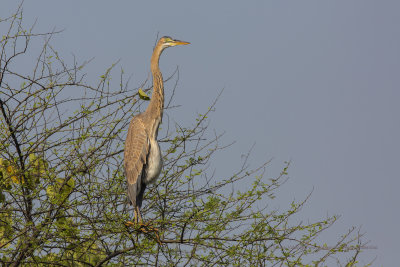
125;218;161;244
125;221;135;227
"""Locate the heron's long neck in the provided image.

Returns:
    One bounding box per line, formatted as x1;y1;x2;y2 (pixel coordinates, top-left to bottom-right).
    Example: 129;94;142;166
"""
146;45;164;123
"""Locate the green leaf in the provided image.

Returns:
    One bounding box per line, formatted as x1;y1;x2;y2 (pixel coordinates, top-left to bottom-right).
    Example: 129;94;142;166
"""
138;88;150;101
46;178;75;205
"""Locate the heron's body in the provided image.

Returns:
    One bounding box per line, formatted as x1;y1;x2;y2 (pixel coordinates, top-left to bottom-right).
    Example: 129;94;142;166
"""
124;36;189;224
146;139;163;182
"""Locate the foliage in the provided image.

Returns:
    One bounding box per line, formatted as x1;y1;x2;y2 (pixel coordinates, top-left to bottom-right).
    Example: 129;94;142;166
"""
138;88;151;101
0;4;370;266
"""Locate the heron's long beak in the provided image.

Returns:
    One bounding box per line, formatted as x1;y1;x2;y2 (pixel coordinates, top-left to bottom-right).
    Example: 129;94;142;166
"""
173;40;190;46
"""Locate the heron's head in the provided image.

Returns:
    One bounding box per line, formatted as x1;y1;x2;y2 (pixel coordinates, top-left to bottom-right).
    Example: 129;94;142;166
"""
159;36;190;49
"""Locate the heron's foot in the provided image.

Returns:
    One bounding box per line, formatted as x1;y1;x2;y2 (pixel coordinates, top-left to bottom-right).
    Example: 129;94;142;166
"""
137;222;161;245
137;221;156;233
125;221;135;227
143;225;159;233
124;221;148;229
124;220;161;244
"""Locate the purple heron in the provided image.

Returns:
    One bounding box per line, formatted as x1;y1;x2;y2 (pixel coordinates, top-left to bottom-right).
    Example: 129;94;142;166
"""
124;36;189;226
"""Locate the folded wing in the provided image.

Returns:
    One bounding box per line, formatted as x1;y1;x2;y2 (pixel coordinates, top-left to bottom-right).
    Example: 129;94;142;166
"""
124;116;149;208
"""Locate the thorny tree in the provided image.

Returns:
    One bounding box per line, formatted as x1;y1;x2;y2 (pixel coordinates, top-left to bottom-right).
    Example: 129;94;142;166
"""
0;5;372;267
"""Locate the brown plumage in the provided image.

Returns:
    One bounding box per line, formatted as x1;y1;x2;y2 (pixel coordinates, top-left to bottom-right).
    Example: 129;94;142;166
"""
124;36;189;224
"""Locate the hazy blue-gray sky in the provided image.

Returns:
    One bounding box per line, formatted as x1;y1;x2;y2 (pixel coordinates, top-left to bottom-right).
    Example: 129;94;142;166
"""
2;1;399;265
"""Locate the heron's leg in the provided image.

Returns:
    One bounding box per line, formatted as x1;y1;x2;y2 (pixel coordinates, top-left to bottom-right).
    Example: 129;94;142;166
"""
135;206;143;224
124;206;139;227
133;207;138;224
135;206;152;233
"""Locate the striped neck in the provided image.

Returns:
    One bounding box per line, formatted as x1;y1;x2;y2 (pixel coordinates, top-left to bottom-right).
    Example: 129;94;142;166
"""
146;44;164;121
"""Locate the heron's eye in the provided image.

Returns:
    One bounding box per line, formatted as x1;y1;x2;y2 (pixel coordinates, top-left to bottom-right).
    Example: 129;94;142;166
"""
164;37;173;43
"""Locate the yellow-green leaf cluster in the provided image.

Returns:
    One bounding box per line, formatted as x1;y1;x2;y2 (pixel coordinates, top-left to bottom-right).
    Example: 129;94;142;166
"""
0;158;23;185
27;153;48;186
46;178;75;205
55;214;79;239
0;209;13;248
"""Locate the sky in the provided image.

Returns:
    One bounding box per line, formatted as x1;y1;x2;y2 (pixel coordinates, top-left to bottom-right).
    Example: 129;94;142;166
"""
2;1;399;265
